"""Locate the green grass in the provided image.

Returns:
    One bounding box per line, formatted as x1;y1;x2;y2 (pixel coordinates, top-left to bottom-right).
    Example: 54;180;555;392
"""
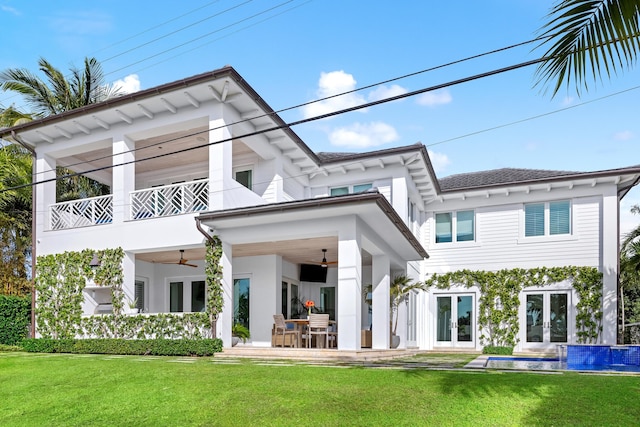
1;352;639;426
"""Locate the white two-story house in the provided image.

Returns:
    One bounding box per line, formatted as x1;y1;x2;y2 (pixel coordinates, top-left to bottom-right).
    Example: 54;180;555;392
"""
2;65;638;353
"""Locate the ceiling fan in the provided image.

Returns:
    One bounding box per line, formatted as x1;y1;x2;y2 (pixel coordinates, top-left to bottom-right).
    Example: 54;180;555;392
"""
161;250;198;268
307;249;337;268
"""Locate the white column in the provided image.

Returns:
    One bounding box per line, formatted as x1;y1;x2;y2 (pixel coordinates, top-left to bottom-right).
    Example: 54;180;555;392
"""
337;217;362;350
112;135;135;223
219;240;233;347
601;188;619;344
371;254;390;349
392;176;409;225
121;251;136;309
209;106;233;210
35;154;56;234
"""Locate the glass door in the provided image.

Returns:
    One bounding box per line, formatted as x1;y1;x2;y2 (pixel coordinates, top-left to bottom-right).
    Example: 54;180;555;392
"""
524;291;569;348
233;278;250;329
435;294;475;348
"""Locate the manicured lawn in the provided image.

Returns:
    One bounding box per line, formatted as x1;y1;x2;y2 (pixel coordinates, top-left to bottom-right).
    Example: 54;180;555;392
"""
1;352;639;426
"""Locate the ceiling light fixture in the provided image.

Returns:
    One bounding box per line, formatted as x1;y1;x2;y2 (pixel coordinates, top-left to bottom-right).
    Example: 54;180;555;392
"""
321;249;328;268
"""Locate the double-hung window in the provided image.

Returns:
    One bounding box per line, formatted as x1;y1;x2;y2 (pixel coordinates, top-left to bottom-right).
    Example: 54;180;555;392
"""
435;210;475;243
524;200;570;237
330;183;372;196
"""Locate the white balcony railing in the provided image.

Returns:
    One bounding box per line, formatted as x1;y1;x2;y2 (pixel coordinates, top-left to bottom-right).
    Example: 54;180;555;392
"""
50;195;114;230
130;179;209;220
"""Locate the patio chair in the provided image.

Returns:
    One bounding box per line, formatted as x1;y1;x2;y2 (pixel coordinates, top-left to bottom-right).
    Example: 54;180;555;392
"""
307;314;330;349
273;314;300;348
328;322;338;348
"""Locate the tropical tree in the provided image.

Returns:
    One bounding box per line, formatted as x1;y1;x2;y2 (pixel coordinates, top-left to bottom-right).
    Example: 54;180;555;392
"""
535;0;640;97
620;204;640;341
0;56;122;117
363;274;425;336
0;57;119;293
0;143;33;295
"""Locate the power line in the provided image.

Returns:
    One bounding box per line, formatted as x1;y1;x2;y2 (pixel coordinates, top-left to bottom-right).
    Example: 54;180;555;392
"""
3;55;547;194
28;36;549;176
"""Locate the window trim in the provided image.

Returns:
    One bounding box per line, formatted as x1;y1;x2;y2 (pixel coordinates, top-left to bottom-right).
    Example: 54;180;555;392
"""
166;275;207;313
233;166;253;190
330;182;373;196
433;209;476;245
522;200;572;238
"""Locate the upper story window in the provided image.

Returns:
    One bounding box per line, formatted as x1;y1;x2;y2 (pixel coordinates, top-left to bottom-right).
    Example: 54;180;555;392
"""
234;168;252;190
435;210;475;243
524;200;571;237
330;183;372;196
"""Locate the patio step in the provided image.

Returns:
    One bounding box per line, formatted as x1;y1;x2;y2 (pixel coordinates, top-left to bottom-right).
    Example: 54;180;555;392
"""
217;346;421;362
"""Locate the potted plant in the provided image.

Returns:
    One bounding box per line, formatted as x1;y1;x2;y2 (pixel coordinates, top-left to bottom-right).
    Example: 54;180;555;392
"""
363;274;425;348
232;323;250;347
127;298;139;314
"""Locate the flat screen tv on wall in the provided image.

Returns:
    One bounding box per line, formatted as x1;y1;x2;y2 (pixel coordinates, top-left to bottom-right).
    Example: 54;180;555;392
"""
299;263;327;283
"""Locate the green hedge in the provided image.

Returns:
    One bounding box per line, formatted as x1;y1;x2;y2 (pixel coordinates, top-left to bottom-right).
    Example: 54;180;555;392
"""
0;295;30;345
21;338;222;356
482;345;514;355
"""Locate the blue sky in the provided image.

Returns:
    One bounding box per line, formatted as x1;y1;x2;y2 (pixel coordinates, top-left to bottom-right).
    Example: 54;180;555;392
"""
1;0;638;233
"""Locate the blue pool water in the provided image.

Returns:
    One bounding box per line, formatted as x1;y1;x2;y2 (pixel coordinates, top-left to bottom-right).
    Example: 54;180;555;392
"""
486;345;640;373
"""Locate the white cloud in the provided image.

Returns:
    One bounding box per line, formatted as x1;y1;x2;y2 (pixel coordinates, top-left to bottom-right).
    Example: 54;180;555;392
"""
368;84;407;102
614;130;633;141
302;70;366;119
427;149;450;173
329;122;399;148
416;89;452;107
112;74;140;94
1;5;20;15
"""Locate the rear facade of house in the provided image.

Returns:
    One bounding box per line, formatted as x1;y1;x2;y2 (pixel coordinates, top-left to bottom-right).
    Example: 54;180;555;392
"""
3;66;638;353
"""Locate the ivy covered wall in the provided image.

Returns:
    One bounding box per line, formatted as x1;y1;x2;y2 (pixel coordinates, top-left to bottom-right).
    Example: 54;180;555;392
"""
424;266;603;347
34;247;222;340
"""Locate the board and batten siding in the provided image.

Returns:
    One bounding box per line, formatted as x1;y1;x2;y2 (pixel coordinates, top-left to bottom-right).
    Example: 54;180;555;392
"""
423;195;602;273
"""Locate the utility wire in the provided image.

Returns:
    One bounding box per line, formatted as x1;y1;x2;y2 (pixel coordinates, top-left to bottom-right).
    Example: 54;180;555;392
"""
3;56;547;194
30;36;549;176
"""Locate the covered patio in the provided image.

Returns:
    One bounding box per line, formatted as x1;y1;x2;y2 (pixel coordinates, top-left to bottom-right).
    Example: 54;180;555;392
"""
196;191;428;351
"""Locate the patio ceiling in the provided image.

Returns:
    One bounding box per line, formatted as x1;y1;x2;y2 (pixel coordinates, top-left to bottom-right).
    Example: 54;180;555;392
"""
133;236;373;266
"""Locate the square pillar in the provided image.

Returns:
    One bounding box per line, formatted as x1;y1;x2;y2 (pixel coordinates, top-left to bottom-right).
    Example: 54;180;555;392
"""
337;217;362;350
371;255;390;349
112;135;135;223
601;188;619;344
218;240;233;347
35;154;56;233
209;107;233;210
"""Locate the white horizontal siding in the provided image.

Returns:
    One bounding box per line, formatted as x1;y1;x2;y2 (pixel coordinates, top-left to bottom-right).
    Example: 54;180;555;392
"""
424;196;602;273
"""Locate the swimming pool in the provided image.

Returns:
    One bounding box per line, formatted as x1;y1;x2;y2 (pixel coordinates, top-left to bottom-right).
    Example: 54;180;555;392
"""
486;345;640;373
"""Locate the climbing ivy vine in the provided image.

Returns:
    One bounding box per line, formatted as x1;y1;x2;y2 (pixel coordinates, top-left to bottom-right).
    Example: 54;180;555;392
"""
205;236;224;338
424;266;603;347
35;248;123;339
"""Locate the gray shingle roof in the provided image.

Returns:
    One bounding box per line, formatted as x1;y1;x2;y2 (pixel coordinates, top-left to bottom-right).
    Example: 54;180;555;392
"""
438;168;579;191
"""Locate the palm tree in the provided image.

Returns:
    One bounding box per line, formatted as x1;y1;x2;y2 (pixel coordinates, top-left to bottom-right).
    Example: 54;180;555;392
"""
363;274;425;336
0;144;33;295
535;0;640;97
0;57;122;117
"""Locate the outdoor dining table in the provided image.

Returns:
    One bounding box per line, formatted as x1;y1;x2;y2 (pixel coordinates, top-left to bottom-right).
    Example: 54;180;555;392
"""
285;318;336;348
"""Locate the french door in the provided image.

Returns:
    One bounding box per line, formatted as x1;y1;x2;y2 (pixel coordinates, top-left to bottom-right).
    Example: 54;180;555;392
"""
522;291;570;348
435;294;475;348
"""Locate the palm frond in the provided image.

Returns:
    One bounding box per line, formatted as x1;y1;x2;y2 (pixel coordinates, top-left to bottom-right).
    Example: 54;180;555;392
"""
535;0;640;97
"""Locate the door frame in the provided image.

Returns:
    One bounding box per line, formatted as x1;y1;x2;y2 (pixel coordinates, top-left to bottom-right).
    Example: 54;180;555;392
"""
432;291;477;349
519;288;573;352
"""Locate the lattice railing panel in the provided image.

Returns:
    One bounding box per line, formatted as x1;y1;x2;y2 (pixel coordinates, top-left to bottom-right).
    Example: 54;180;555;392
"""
130;179;209;220
50;195;113;230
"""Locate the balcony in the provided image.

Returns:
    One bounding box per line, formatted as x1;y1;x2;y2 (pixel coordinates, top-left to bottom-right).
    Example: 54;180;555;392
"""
50;194;114;230
130;179;209;220
49;179;209;230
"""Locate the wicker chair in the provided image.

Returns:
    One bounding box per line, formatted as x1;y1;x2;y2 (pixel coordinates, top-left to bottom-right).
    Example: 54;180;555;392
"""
307;314;330;348
273;314;300;348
